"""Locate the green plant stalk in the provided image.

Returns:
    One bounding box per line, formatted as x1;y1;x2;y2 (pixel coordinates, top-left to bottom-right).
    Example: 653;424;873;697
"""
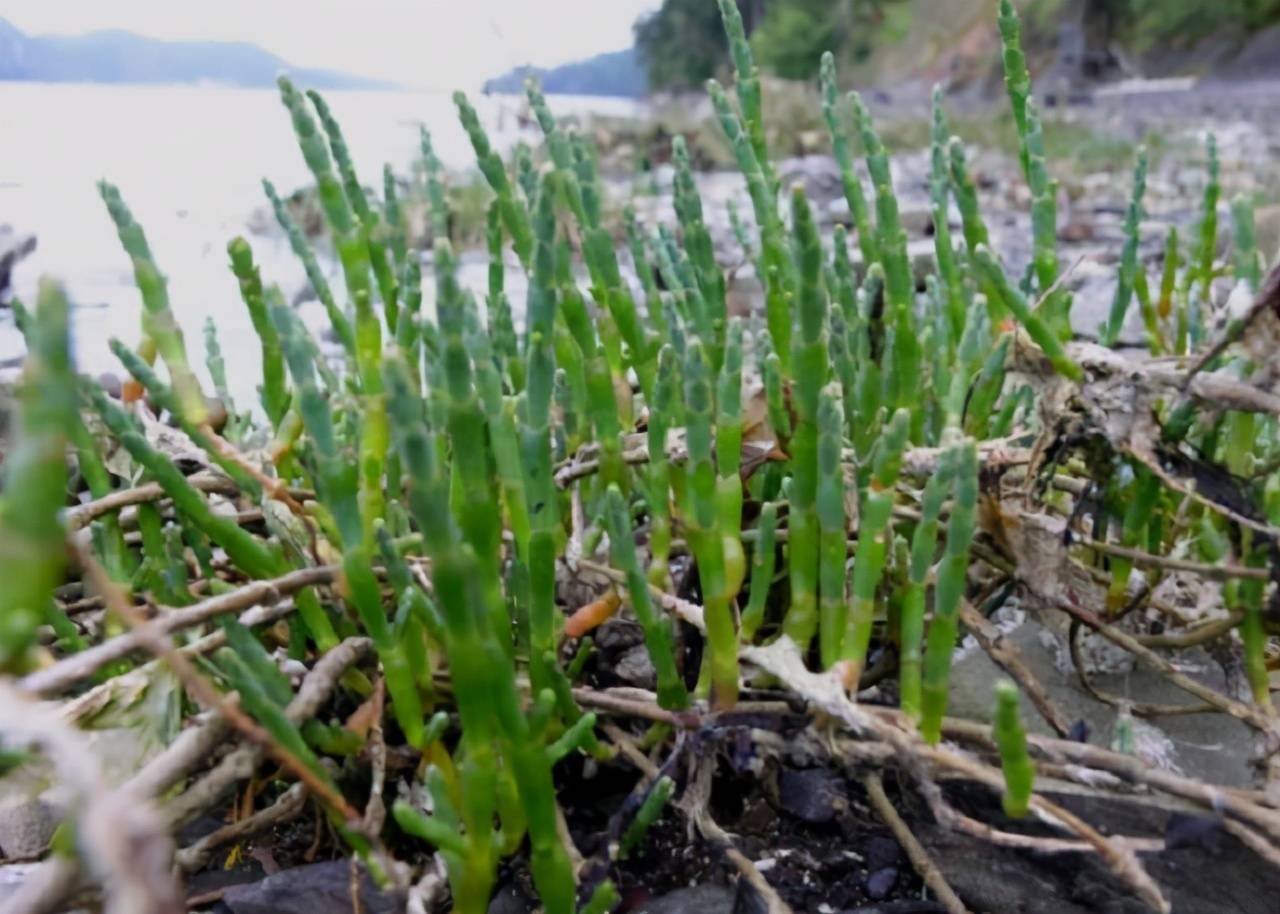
228;237;290;426
1238;532;1271;709
203;316;232;414
968;348;1007;440
272;303;361;548
946;137;992;254
816;384;849;669
741;502;779;642
682;340;739;708
1023;107;1066;333
485;203;522;392
997;0;1032;175
946;136;1004;325
419;127;451;243
828;303;859;444
396;259;424;389
1134;265;1164;356
472;317;532;561
973;246;1082;382
523;81;587;223
560;284;625;489
99;180;208;424
674;135;727;367
262;178;355;355
820;53;877;267
1195;134;1220;293
716;319;746;598
133;502;187;606
521;179;566;696
988;384;1032;439
108;339;263;502
1105;466;1160;612
727;198;763;280
647;346;680;590
341;544;426;748
88;385;279;578
624;205;668;340
716;0;774;192
708;79;792;371
307;90;400;330
387;359;577;914
454;91;533;268
619;775;675;858
851;92;921;419
921;440;978;744
215;647;338;790
1232;194;1262;292
994;679;1036;817
929;86;966;343
0;280;78;671
604;486;688;710
942;296;992;435
383;163;408;270
434;243;509;653
781;186;831;650
997;1;1066;340
63;385;134;583
580;882;621;914
1103;148;1148;347
842;408;910;680
899;451;956;720
278;76;386;542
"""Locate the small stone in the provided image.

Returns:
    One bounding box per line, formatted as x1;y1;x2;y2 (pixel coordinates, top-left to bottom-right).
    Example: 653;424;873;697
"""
634;885;735;914
221;861;405;914
865;866;898;900
864;836;903;872
777;767;844;824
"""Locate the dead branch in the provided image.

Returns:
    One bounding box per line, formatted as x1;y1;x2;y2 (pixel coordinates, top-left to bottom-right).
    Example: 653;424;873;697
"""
0;683;182;914
862;772;972;914
959;601;1071;737
19;565;338;696
161;636;370;832
174;781;308;873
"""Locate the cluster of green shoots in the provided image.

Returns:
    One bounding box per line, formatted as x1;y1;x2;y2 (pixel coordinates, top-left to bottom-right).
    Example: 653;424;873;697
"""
2;0;1275;910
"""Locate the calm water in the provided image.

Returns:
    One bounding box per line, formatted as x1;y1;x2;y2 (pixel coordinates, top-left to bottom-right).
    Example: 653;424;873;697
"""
0;81;643;403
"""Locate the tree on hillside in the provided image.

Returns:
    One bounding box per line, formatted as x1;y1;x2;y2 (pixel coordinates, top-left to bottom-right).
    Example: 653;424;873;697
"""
635;0;764;91
635;0;908;88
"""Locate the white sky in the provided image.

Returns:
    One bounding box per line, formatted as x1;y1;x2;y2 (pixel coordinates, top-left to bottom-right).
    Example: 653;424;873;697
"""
1;0;663;89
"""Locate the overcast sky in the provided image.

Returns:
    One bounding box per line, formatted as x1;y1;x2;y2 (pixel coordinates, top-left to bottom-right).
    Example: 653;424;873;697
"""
2;0;663;88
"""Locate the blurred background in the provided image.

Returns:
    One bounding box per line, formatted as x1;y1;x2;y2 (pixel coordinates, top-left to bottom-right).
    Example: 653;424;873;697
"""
2;0;1279;400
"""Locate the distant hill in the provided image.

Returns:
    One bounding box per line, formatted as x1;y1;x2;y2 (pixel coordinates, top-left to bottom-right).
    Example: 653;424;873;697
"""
0;17;395;89
484;48;645;98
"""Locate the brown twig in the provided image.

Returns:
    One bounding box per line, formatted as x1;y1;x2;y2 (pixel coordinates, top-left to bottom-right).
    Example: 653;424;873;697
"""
362;677;388;836
0;683;183;914
58;596;299;725
1083;538;1269;581
958;601;1071;737
198;422;309;517
682;756;795;914
1182;260;1280;384
174;782;309;873
862;772;972;914
1135;612;1241;649
76;547;361;823
1051;594;1277;738
162;635;372;830
1067;619;1216;718
67;472;237;529
19;565;338;696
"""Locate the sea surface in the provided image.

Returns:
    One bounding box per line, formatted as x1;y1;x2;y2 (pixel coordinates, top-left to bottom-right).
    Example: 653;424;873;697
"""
0;81;643;404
